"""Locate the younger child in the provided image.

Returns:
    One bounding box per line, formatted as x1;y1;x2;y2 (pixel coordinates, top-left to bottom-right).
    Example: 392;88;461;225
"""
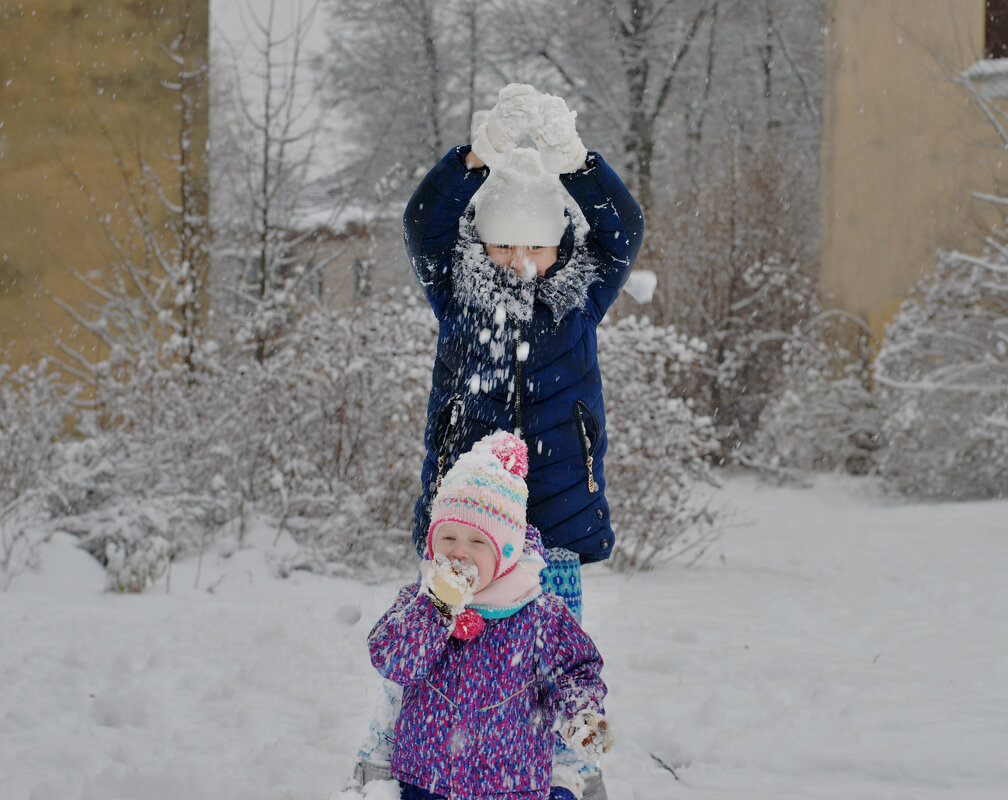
369;432;611;800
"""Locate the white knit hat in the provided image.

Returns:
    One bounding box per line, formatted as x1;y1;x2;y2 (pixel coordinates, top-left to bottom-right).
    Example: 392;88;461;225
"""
473;148;568;247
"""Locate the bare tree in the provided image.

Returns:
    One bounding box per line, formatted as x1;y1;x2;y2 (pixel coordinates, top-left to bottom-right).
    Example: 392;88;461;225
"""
317;0;822;215
319;0;483;179
212;0;336;361
483;0;822;215
644;136;821;448
486;0;713;214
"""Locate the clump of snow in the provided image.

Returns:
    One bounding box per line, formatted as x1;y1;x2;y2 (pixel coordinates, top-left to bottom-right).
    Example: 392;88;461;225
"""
421;553;478;609
104;535;169;593
622;269;657;303
560;709;610;760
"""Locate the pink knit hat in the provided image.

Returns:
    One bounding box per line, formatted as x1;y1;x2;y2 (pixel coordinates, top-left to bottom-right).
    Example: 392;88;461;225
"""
427;431;529;580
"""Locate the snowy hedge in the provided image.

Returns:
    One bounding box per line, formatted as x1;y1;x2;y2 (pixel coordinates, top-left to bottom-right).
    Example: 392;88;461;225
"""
5;294;735;587
875;249;1008;500
745;332;882;482
598;316;723;569
0;360;73;586
36;292;432;588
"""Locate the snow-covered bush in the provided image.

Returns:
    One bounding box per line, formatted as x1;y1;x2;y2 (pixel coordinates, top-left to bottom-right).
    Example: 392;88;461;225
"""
746;330;882;481
598;316;723;570
0;359;71;508
707;255;823;453
45;290;433;584
226;292;433;574
1;489;53;591
1;359;72;587
875;249;1008;500
642;145;821;451
48;371;236;579
104;535;170;593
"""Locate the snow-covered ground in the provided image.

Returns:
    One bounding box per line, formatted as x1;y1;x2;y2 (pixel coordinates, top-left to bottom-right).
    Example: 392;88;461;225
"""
3;473;1007;800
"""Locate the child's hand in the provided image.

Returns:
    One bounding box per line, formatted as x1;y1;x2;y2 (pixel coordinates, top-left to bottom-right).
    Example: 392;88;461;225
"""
560;710;614;759
467;111;490;169
534;94;588;174
471;83;543;169
421;553;477;613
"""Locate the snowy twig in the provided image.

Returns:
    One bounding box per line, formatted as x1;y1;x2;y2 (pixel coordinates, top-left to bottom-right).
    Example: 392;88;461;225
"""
650;752;682;781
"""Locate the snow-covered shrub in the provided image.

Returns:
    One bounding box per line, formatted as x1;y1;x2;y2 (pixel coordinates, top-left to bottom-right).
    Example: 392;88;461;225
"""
1;359;71;587
598;316;723;570
1;495;51;591
642;145;821;451
46;289;434;583
746;330;882;481
104;535;169;593
875;249;1008;500
226;291;433;574
0;359;71;508
48;373;235;582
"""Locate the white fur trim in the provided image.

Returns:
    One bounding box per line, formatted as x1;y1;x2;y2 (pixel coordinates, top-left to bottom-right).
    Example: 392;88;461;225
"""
452;212;599;325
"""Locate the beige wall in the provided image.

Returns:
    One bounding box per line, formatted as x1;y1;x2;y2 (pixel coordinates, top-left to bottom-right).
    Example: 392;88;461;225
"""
821;0;1006;341
0;1;208;367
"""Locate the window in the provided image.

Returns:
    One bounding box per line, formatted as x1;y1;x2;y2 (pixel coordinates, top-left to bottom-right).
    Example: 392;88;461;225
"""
986;0;1008;59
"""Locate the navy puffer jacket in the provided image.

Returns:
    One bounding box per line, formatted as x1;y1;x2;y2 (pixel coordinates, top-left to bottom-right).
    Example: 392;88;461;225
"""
405;146;644;562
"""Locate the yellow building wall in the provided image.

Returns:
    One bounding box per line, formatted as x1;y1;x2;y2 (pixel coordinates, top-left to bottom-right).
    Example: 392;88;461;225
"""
0;0;208;367
821;0;1007;341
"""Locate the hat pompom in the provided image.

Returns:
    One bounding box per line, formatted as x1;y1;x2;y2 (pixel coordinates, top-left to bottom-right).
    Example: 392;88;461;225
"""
452;608;486;640
490;433;528;478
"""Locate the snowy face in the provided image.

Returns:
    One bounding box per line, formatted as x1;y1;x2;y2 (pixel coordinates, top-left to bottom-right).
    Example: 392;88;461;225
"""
485;243;558;279
431;521;498;592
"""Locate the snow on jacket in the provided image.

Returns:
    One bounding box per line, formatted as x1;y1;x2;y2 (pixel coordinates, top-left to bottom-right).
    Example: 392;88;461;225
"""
368;582;606;800
404;146;645;562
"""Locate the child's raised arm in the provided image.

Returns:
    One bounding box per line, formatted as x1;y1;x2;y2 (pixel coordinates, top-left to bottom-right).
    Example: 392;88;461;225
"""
403;146;488;318
561;154;645;322
367;583;452;686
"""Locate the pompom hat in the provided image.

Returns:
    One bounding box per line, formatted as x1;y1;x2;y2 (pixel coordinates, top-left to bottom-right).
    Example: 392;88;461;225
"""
427;431;529;580
473;148;569;247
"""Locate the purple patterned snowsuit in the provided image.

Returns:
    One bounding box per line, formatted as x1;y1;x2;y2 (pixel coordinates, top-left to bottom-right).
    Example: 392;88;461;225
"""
368;583;606;800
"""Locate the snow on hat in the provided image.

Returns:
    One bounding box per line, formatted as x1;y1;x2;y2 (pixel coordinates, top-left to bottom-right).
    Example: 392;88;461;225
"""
427;431;529;581
473;148;568;247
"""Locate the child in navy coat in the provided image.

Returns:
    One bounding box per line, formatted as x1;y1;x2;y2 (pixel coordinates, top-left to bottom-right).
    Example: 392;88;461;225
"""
405;83;645;583
369;432;610;800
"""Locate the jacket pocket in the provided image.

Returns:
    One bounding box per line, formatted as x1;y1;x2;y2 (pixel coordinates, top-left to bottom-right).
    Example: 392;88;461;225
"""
573;400;601;494
434;395;464;491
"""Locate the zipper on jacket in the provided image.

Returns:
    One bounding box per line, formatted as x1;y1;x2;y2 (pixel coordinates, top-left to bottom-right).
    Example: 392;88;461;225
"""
512;322;526;436
436;395;463;492
574;400;600;494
